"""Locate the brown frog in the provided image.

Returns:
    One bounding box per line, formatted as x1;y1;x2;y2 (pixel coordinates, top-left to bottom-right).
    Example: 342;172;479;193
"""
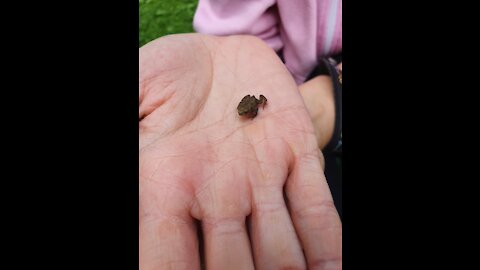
237;94;267;118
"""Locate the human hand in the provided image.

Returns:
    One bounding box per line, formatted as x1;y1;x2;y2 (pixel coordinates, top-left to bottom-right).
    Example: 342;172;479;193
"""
299;75;336;150
140;34;341;270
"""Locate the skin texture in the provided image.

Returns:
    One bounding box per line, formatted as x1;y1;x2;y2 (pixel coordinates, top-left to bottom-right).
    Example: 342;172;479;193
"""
299;62;342;150
299;75;336;150
139;34;342;270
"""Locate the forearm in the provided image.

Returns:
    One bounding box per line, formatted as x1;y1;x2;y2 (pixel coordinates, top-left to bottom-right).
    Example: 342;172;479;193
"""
299;75;336;150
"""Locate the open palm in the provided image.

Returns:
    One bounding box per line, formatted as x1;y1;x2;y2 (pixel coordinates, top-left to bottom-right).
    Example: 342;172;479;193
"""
140;34;341;270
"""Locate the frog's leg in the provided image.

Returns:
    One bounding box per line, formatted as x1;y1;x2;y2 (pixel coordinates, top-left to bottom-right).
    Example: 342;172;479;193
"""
259;95;267;109
250;108;258;118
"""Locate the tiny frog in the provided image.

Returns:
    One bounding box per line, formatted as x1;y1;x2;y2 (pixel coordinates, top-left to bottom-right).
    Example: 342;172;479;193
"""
237;94;267;118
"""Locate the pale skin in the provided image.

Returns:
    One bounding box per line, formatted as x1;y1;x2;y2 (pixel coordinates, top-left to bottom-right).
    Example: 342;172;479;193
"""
299;62;342;151
299;75;336;152
139;34;342;270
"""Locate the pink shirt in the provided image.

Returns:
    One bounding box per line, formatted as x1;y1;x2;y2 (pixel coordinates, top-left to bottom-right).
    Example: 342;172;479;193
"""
193;0;342;84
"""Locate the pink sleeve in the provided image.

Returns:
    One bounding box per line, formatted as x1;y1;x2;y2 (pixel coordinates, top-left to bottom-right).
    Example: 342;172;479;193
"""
193;0;284;51
278;0;342;83
194;0;342;85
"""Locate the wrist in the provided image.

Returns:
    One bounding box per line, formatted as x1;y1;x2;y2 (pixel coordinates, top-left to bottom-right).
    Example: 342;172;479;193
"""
299;75;335;149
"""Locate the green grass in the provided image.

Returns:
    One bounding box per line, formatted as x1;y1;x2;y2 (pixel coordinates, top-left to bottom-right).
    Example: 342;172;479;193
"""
140;0;198;47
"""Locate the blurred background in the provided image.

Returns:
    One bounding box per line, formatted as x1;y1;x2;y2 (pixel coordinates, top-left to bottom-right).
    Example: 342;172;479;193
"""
139;0;198;47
